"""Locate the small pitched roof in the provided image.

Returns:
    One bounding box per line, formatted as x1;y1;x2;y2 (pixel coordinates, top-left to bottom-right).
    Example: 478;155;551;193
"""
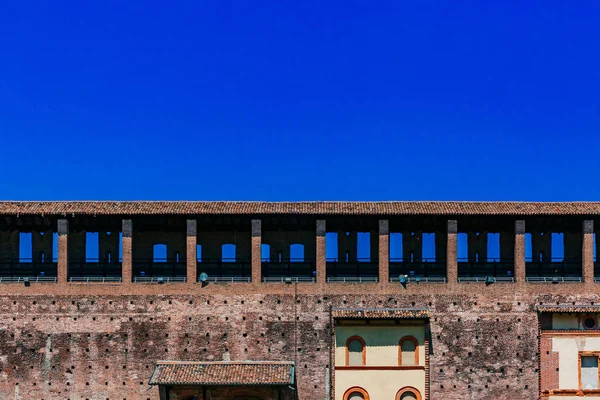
148;361;295;386
332;307;430;320
1;201;600;216
536;305;600;313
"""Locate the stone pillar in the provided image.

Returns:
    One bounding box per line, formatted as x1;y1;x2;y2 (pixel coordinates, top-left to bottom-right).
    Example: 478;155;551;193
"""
316;220;326;284
122;219;133;284
446;220;457;283
378;220;389;284
583;220;594;283
251;219;261;283
515;220;526;282
57;219;68;284
187;219;197;284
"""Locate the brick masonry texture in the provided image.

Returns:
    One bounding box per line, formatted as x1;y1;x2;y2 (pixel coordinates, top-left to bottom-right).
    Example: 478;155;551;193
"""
2;282;599;400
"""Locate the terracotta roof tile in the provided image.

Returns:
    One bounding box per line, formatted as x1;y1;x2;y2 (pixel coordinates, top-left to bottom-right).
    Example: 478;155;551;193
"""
148;361;294;386
536;305;600;313
332;307;430;320
1;201;600;216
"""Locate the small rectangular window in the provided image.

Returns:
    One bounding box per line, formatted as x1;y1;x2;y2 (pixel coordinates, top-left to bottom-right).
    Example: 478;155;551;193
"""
581;355;599;389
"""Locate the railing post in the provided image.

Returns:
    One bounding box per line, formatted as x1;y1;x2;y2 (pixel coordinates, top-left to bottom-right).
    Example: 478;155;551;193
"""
515;220;526;282
446;220;458;283
378;220;389;284
187;219;197;285
57;219;69;284
583;220;594;283
122;219;133;284
251;219;262;284
316;220;326;284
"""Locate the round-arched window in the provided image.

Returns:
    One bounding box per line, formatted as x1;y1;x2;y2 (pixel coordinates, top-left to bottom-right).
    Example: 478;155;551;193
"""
346;336;365;366
348;392;365;400
343;387;369;400
400;392;417;400
396;387;422;400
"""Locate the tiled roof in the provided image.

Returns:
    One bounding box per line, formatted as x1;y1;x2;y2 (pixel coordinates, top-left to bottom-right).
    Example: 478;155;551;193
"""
1;201;600;216
148;361;295;386
332;308;430;320
536;305;600;313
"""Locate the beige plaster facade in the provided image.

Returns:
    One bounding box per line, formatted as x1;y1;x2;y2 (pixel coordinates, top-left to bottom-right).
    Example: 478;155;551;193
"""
335;324;426;400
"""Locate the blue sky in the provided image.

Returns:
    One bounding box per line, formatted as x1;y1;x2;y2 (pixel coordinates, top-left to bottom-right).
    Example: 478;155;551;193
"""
1;1;599;201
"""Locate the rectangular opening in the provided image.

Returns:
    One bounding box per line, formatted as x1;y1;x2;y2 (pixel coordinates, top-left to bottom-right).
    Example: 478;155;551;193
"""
581;355;599;389
457;233;468;260
552;233;564;261
390;233;402;259
53;233;58;262
356;232;370;261
326;232;338;260
488;233;500;261
525;233;532;261
86;232;99;262
423;233;435;260
19;232;32;262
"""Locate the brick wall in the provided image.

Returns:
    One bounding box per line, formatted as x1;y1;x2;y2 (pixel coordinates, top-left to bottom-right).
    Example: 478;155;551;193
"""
0;285;575;400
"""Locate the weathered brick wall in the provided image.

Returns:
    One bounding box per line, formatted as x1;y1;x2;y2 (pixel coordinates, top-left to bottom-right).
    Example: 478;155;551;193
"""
0;284;595;400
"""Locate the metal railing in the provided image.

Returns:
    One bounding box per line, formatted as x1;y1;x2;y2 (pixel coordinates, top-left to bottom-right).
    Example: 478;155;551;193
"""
201;276;252;283
326;258;378;278
326;276;378;283
526;276;582;283
457;276;515;283
68;260;122;278
457;258;515;278
0;276;57;283
525;258;582;278
133;258;186;277
262;276;315;283
389;276;447;283
0;259;58;277
196;259;251;278
261;258;315;278
69;277;122;283
133;276;187;283
389;258;446;278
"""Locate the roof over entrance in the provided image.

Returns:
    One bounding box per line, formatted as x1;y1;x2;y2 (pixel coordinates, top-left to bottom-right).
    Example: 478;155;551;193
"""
536;305;600;313
332;307;430;320
148;361;295;386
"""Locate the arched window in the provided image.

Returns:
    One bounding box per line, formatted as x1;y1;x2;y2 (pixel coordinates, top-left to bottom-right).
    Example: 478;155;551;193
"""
346;336;366;366
395;387;422;400
399;336;418;366
343;387;369;400
290;243;304;261
153;244;167;262
261;244;271;262
222;244;236;262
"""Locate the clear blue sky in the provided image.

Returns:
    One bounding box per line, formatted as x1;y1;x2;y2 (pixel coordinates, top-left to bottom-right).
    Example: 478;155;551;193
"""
1;1;599;201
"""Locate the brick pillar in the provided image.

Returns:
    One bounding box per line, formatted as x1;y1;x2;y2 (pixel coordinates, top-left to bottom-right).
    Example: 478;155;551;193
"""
122;219;133;284
446;220;457;283
583;220;594;283
515;220;526;282
251;219;261;283
316;220;326;284
57;219;68;284
378;220;389;284
187;219;197;285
